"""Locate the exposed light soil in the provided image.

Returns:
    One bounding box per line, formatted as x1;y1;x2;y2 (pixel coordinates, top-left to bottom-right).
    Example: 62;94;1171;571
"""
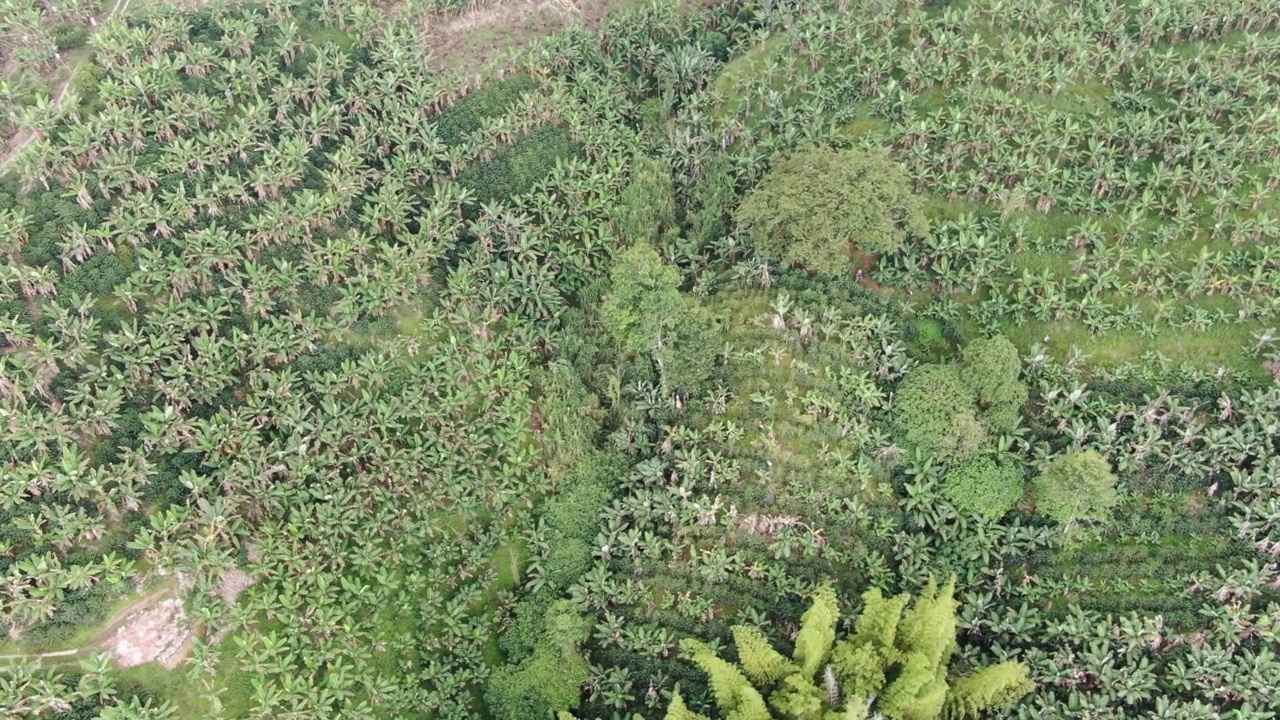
107;598;192;670
2;564;256;671
217;568;256;606
420;0;614;71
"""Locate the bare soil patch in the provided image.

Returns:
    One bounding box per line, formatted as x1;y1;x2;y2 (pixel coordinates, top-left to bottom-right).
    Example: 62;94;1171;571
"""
217;568;256;606
106;598;192;670
420;0;616;71
0;569;256;671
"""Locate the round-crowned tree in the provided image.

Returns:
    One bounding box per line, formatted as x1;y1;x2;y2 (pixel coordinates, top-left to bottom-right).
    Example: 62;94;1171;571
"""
1032;450;1119;530
960;336;1027;431
942;454;1025;517
892;364;988;462
735;146;928;273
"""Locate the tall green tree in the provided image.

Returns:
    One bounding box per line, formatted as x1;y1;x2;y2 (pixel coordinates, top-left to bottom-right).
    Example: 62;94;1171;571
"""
600;244;718;394
958;337;1026;431
941;454;1024;517
893;336;1026;461
1032;450;1119;531
892;364;988;462
484;600;592;720
735;147;927;272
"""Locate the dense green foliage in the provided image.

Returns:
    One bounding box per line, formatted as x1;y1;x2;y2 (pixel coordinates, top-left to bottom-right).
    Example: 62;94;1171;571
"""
614;156;678;247
893;363;989;461
735;147;928;270
1031;450;1120;530
958;337;1026;431
600;244;719;394
4;0;1280;719
893;336;1027;460
484;600;593;720
941;455;1024;518
669;580;1033;720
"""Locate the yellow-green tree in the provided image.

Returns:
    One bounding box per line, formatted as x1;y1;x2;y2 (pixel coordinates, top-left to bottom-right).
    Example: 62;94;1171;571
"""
666;580;1033;720
1032;449;1119;531
735;147;928;272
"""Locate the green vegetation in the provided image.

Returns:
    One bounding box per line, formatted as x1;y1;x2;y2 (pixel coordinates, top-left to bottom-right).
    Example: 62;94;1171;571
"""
735;147;928;270
600;244;718;394
941;454;1024;518
3;0;1280;719
484;600;593;720
892;338;1026;463
893;363;989;462
669;580;1033;720
1032;450;1120;531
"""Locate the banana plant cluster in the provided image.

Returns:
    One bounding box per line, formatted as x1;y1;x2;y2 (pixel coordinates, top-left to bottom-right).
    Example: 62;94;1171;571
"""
0;0;625;714
683;0;1280;366
5;0;1280;718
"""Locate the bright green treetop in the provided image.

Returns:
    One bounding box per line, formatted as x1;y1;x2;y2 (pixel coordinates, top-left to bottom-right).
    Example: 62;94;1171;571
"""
734;625;799;686
941;454;1024;518
793;582;840;678
1032;449;1119;530
668;580;1032;720
943;662;1035;720
682;639;772;717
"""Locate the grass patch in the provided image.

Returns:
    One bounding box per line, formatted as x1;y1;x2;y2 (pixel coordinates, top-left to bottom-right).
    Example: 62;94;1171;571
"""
117;662;212;719
997;318;1267;378
303;25;356;51
840;114;888;140
710;31;789;118
490;539;526;594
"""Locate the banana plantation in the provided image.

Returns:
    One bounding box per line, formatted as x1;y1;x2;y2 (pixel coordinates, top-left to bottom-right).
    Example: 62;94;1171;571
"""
1;0;1278;718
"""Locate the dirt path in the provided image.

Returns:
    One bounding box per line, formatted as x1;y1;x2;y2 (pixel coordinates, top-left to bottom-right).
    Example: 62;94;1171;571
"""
0;649;80;660
0;582;180;669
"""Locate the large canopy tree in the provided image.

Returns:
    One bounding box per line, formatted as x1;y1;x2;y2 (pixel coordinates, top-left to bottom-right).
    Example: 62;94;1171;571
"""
735;147;928;273
892;336;1027;461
